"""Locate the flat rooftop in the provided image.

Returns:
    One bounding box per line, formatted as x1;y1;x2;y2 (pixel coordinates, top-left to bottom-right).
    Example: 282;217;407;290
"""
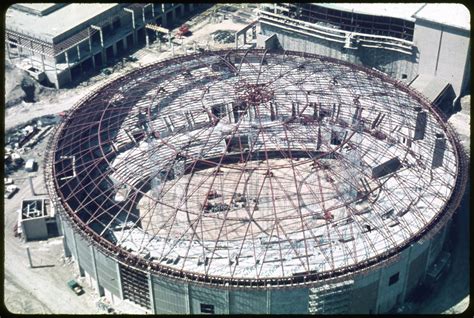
316;3;426;21
414;3;470;31
6;3;119;42
12;3;64;16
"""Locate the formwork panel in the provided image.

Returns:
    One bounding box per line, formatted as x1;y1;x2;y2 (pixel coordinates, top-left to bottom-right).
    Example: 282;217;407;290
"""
270;287;308;314
95;249;121;297
74;232;94;276
151;276;188;314
351;281;378;314
229;289;267;314
189;284;228;314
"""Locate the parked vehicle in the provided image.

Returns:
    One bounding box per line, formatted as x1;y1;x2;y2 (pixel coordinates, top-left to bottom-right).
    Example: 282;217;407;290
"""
67;280;84;295
4;185;19;199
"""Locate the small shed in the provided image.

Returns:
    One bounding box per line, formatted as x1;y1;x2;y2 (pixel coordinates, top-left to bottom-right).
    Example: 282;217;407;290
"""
25;159;37;172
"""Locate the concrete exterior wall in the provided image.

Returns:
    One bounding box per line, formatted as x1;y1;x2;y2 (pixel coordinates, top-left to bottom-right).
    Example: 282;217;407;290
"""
413;20;470;97
21;217;48;241
60;214;445;314
260;23;418;83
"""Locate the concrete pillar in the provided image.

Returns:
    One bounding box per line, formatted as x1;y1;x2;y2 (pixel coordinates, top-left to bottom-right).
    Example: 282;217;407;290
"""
90;246;103;295
148;273;156;314
123;37;128;51
99;28;104;47
53;62;60;89
76;44;81;61
115;262;124;300
6;42;11;60
91;52;96;70
88;31;93;52
151;3;155;17
101;49;107;66
26;247;33;268
145;30;150;47
401;246;413;302
112;42;118;57
235;33;239;49
266;289;271;313
225;289;230;314
64;51;72;82
162;12;168;27
71;232;83;276
63;236;71;257
124;8;137;46
185;282;191;314
41;53;45;72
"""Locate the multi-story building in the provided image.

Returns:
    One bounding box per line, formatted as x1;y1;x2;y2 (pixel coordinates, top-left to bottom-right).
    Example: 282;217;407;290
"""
257;3;470;109
6;3;198;88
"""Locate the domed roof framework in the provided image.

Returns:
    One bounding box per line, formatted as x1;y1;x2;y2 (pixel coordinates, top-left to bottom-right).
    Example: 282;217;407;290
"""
45;49;467;287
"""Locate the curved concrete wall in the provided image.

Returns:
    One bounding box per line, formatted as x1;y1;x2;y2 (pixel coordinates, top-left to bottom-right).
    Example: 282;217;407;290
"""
60;214;448;314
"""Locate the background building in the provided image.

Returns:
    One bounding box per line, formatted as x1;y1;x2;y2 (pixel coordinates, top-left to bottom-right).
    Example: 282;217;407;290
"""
6;3;199;88
257;3;470;110
45;49;467;314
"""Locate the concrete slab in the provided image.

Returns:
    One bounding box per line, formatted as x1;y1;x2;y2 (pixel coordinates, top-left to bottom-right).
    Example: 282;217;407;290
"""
414;4;470;31
317;3;426;21
6;3;120;42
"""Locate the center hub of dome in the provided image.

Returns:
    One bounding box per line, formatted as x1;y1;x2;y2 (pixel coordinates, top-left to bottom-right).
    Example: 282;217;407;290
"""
235;82;274;106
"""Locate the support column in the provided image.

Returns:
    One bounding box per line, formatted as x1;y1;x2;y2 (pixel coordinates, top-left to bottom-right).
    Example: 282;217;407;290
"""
53;61;60;89
41;53;45;72
26;247;33;268
124;8;137;46
90;246;102;296
162;11;168;27
87;31;96;70
401;246;413;302
64;50;72;83
123;37;128;51
71;232;83;276
112;42;118;57
148;273;156;314
91;25;106;66
185;282;191;314
115;262;124;300
266;289;271;313
6;42;11;60
172;6;177;20
225;289;230;314
63;236;71;257
76;44;81;61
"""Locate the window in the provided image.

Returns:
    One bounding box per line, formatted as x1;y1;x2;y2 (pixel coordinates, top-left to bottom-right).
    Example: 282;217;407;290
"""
200;303;215;314
401;74;408;79
389;272;399;286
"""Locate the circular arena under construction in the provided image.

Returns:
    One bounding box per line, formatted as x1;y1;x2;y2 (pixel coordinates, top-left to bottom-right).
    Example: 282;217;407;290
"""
45;49;467;314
